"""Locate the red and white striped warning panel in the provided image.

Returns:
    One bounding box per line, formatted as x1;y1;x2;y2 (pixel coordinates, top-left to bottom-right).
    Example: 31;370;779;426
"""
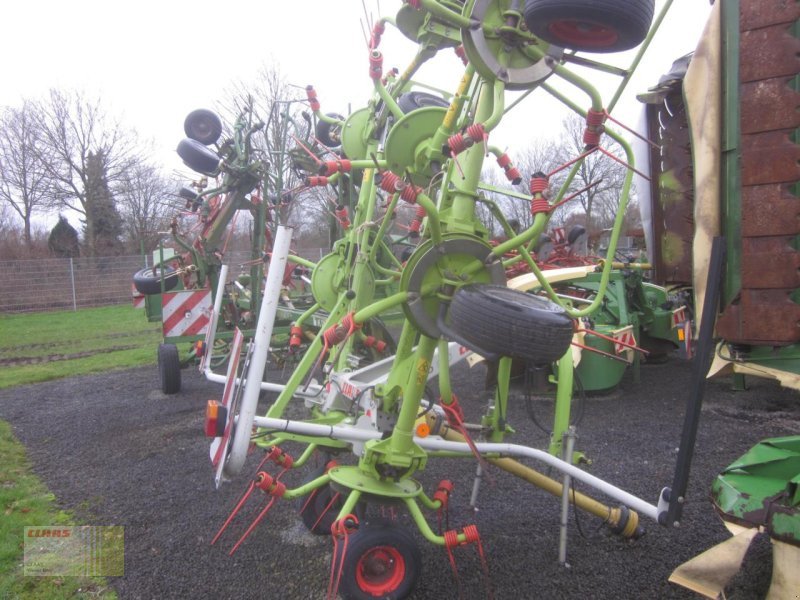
671;306;687;328
612;325;637;361
131;283;145;309
161;289;212;338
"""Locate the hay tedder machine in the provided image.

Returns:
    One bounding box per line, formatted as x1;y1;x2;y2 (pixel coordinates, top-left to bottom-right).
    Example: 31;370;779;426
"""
193;0;797;598
132;102;329;394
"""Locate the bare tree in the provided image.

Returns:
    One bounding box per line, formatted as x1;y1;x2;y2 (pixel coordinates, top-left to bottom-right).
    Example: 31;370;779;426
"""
221;62;335;238
552;113;632;237
480;135;572;235
116;161;176;253
0;101;52;246
33;89;142;255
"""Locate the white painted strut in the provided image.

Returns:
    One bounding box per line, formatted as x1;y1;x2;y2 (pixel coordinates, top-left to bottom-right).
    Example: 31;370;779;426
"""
250;415;662;522
200;264;227;374
203;264;287;393
224;226;293;477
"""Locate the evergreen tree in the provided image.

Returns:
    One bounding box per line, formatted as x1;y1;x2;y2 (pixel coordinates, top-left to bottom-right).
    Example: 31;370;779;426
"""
84;150;124;256
48;215;80;258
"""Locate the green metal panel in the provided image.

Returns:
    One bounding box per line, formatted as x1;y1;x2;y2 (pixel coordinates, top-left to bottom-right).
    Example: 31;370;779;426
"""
711;436;800;546
720;0;742;307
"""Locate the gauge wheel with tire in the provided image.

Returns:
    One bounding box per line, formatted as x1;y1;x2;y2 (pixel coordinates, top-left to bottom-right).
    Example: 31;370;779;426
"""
397;91;450;113
315;113;345;148
523;0;655;53
338;521;421;600
158;343;181;394
184;108;222;145
133;265;180;295
177;138;220;176
448;284;574;364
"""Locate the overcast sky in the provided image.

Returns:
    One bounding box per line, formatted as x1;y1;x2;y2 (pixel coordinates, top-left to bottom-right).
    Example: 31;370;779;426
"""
2;0;711;226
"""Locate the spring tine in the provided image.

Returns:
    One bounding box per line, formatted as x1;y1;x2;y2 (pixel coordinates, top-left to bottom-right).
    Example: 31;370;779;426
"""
211;480;256;545
228;498;277;555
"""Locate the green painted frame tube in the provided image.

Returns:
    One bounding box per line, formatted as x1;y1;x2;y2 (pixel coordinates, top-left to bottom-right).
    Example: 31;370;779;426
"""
335;489;363;521
293;302;321;329
389;335;439;456
374;76;405;120
404;497;467;546
548;349;575;457
287;254;316;269
418;0;473;29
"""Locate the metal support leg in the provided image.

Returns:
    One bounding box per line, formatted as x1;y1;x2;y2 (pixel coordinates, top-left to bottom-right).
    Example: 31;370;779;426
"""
559;426;577;566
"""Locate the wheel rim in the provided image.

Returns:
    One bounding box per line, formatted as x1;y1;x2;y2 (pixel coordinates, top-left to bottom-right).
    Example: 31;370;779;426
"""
188;119;215;141
547;20;619;48
355;546;406;596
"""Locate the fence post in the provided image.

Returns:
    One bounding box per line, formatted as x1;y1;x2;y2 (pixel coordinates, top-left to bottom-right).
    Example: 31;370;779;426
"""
69;257;77;311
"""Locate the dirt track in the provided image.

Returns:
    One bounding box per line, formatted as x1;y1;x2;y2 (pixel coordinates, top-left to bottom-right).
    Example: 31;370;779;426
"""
1;357;798;599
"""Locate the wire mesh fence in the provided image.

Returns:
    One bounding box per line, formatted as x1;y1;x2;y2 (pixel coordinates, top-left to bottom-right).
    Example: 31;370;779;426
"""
0;248;329;314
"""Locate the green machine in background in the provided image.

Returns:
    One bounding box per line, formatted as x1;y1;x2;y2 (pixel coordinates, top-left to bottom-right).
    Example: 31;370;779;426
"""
638;0;800;595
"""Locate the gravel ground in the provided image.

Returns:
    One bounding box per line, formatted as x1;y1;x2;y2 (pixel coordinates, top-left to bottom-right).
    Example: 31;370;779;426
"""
1;356;798;599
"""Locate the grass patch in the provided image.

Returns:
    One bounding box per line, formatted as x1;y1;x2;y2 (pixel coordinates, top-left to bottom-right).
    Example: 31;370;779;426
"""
0;305;161;389
0;421;115;599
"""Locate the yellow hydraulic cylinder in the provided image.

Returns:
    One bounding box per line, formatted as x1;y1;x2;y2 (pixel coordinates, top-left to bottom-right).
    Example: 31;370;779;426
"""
426;415;641;539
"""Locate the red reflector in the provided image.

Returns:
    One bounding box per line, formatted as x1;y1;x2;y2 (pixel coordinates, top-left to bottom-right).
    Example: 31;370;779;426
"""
205;400;227;437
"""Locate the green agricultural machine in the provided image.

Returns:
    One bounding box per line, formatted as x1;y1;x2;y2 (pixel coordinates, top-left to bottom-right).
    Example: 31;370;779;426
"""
133;106;272;394
509;264;687;394
196;0;798;598
200;1;706;598
636;1;800;595
133;104;320;394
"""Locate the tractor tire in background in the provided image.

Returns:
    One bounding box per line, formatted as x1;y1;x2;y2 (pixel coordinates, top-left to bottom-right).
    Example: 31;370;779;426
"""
183;108;222;145
338;521;422;600
158;343;181;395
177;138;220;176
315;113;345;148
523;0;655;53
133;266;180;295
449;284;573;364
397;91;450;113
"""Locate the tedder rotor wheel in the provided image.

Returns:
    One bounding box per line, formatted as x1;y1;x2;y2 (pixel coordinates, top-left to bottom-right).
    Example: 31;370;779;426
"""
339;521;421;600
183;108;222;145
133;265;180;295
177;138;220;176
157;343;181;394
523;0;655;53
295;464;367;535
448;284;574;364
315;112;345;148
295;465;343;535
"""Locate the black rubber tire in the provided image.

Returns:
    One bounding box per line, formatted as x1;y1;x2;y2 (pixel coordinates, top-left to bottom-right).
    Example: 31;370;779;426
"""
184;108;222;145
523;0;655;53
295;465;343;535
567;225;586;245
397;91;450;113
449;284;574;363
177;138;220;176
178;186;199;201
315;113;345;147
133;266;180;295
158;343;181;394
339;521;421;600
